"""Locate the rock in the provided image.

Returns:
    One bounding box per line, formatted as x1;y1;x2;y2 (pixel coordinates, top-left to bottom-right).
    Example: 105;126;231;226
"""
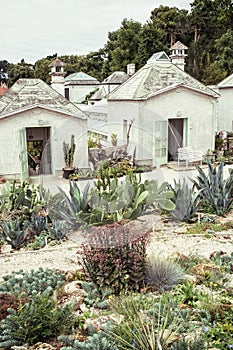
29;343;56;349
191;263;221;277
64;280;83;294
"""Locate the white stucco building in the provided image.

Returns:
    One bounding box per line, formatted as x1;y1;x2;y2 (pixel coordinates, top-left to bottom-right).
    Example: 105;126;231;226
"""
64;72;99;104
107;51;218;166
215;74;233;132
0;79;88;181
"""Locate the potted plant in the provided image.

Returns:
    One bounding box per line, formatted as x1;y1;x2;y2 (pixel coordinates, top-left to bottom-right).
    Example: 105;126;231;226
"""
63;134;76;179
111;133;118;146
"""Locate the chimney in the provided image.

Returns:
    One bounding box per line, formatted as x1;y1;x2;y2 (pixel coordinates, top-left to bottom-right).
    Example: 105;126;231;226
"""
127;63;135;76
48;58;66;96
169;41;188;71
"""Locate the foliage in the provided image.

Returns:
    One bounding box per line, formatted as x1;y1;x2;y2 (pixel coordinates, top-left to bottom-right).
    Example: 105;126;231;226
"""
78;223;149;295
0;181;52;225
171;336;207;350
0;293;28;321
0;267;66;297
59;323;117;350
145;256;184;291
7;59;34;87
48;218;69;241
215;29;233;73
210;251;233;273
4;1;233;85
186;221;232;235
63;134;76;168
0;292;74;347
107;292;189;350
51;180;91;227
80;173;175;226
169;179;201;222
0;218;28;249
81;281;110;309
34;57;52;84
27;211;48;236
174;280;200;307
104;18;142;73
192;160;233;215
88;136;100;148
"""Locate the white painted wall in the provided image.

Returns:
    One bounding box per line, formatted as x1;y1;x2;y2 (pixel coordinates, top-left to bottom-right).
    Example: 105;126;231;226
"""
108;87;216;164
66;85;98;104
0;107;88;178
217;88;233;132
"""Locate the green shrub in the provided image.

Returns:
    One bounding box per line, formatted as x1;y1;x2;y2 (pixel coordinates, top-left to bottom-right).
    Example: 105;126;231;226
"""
145;256;184;291
0;267;66;296
81;281;110;309
78;223;149;295
0;292;74;347
59;324;117;349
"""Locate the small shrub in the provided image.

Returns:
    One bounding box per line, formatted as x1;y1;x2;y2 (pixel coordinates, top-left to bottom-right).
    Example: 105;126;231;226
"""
145;256;184;291
78;223;149;295
59;323;117;349
0;292;74;347
81;281;110;309
0;267;66;296
0;293;28;321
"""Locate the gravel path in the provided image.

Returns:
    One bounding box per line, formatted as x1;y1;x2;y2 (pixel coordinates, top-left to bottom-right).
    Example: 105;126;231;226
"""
0;214;233;281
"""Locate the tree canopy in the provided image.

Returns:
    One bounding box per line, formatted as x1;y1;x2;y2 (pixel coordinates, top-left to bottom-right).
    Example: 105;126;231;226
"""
2;1;233;87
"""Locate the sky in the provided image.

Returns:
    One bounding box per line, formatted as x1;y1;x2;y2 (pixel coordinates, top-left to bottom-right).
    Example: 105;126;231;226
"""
2;0;191;65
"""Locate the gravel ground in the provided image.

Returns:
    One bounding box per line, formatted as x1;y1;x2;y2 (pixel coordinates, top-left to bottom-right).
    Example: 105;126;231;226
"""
0;214;233;281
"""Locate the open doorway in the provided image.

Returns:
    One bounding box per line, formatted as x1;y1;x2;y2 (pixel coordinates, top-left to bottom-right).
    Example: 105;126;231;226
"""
26;127;52;176
168;119;186;161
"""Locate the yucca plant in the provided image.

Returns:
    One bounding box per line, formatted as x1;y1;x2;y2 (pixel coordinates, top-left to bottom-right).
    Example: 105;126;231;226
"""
192;159;233;215
106;293;189;350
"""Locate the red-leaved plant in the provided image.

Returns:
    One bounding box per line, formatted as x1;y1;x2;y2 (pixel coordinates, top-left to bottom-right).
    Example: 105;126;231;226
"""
77;223;150;295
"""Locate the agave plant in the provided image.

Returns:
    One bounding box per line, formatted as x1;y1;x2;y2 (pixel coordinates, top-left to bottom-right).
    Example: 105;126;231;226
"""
0;219;29;249
192;160;233;215
49;181;91;227
169;178;202;222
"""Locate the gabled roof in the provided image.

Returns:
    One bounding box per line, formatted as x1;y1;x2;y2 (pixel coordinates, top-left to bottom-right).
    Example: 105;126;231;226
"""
107;52;218;101
217;73;233;88
48;58;66;67
0;79;87;119
103;71;129;84
65;72;99;84
170;41;188;50
0;84;8;96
